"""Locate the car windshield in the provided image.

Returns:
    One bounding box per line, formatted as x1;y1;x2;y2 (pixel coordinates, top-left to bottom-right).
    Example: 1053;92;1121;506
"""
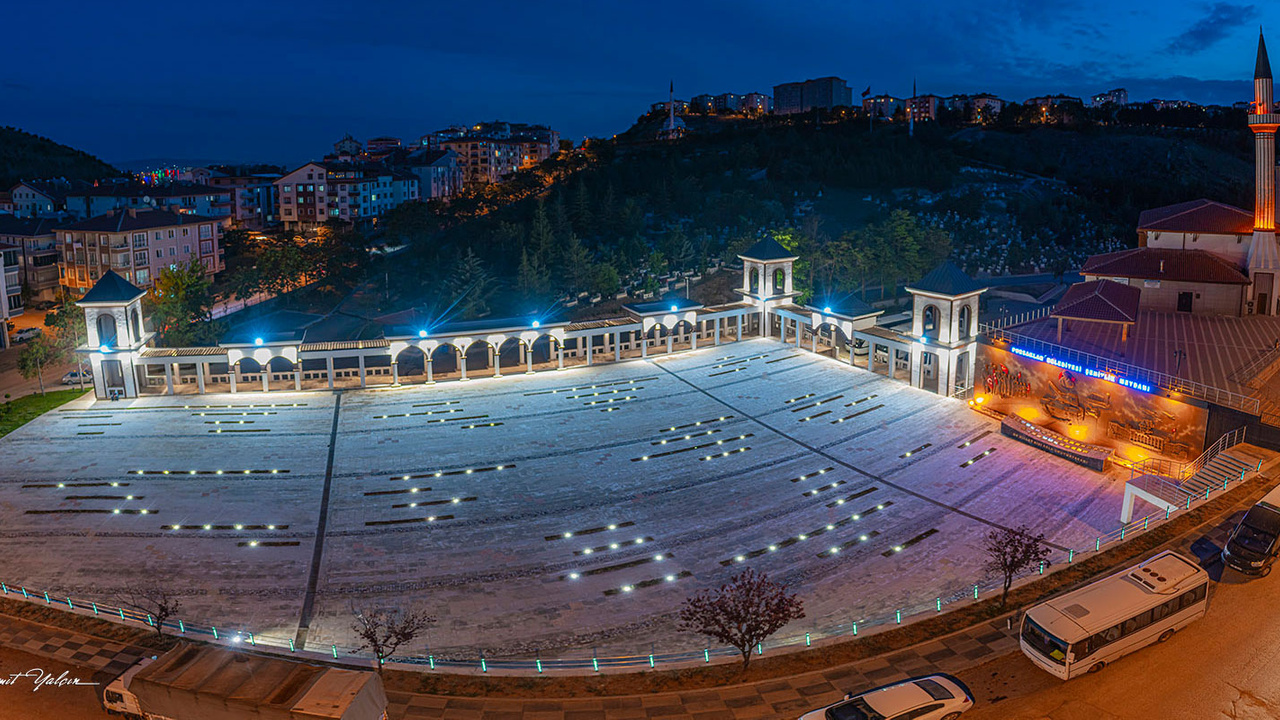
1021;617;1068;665
914;679;954;701
826;699;880;720
1231;521;1277;557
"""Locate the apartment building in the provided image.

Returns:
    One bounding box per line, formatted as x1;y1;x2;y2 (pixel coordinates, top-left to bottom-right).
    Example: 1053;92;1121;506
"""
0;216;60;302
55;209;224;295
908;94;942;122
9;179;86;217
403;149;463;200
741;92;772;114
64;182;233;221
773;77;852;114
196;170;281;229
0;242;21;337
275;162;420;230
863;94;904;119
1090;88;1129;107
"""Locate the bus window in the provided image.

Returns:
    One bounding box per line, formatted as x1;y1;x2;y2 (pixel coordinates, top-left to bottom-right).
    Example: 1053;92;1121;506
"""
1021;617;1068;664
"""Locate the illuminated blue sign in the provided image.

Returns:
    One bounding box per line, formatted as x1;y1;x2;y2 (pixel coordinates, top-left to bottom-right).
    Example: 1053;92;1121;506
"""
1011;346;1151;393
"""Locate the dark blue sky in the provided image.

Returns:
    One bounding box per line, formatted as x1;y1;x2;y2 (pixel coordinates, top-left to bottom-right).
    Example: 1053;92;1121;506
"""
3;1;1276;167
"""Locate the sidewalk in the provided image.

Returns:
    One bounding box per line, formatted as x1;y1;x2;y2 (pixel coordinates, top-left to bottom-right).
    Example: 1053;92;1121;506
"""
0;613;147;681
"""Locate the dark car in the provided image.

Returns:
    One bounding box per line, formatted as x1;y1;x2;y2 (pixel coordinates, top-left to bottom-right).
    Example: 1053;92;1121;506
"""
1222;485;1280;576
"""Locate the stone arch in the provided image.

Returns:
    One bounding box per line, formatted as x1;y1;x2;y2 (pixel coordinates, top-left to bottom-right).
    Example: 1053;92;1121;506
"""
97;314;118;347
957;305;972;340
922;304;941;340
129;308;142;343
748;265;761;294
235;357;263;374
772;267;785;294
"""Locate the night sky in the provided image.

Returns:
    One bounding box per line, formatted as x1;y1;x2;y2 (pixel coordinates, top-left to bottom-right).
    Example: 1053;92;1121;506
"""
3;1;1277;167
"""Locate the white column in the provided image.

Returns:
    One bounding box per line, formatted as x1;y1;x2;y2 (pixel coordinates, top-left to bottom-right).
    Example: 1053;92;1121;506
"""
492;345;501;378
811;327;818;353
164;363;174;395
666;328;673;354
641;332;648;359
358;355;366;388
614;331;621;362
586;336;592;366
795;320;802;348
262;361;269;392
392;361;400;385
526;343;534;374
557;341;564;370
196;362;206;394
229;364;238;393
459;347;468;381
426;350;434;383
714;318;721;345
326;357;335;389
294;363;301;391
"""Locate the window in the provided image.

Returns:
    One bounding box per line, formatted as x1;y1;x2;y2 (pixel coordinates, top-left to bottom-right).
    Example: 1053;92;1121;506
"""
199;224;212;239
183;245;191;254
284;208;293;217
136;268;149;285
155;250;163;258
132;232;147;248
134;251;148;265
200;240;213;255
167;229;175;238
283;185;292;192
182;227;189;236
168;247;176;257
154;231;162;240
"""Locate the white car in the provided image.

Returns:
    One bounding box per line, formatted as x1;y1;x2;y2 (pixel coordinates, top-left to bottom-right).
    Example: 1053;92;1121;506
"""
799;674;973;720
11;327;41;343
62;369;93;385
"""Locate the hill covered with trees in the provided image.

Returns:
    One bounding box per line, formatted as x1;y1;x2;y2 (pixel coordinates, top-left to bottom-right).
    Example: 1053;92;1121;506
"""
0;126;121;188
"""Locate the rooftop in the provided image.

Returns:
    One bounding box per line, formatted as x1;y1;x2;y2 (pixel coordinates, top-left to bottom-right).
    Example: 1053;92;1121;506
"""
1081;247;1250;285
906;260;986;296
79;269;145;305
57;209;222;233
1136;199;1254;235
1052;279;1141;324
738;237;797;262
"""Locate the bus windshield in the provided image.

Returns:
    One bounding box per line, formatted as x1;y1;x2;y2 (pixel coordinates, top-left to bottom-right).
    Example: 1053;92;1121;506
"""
1021;617;1069;665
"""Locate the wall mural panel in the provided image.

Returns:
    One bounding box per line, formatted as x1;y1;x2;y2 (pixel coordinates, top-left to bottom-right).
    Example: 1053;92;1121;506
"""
977;345;1208;464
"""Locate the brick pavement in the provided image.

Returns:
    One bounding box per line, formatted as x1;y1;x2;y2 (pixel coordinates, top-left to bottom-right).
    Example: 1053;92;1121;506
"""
0;614;147;682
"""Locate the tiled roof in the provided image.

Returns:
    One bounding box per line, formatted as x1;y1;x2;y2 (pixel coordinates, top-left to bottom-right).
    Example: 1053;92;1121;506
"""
1081;247;1250;284
907;261;985;296
1052;280;1141;323
79;270;145;304
0;215;57;237
68;182;227;199
1136;199;1253;235
739;237;797;262
56;209;221;233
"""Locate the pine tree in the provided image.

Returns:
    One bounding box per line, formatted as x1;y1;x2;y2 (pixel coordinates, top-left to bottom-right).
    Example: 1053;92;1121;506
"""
447;248;497;319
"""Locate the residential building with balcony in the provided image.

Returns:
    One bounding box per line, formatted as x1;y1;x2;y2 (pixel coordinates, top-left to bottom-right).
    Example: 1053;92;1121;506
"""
863;94;904;119
690;94;715;113
367;136;402;153
54;209;224;295
0;242;22;345
1090;88;1129;107
8;179;86;218
908;94;942;122
0;216;60;302
198;170;281;229
403;149;463;200
742;92;772;114
275;162;420;230
713;93;742;112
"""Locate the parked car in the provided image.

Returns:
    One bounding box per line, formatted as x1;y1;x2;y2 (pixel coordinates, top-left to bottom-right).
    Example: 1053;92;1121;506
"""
799;675;973;720
61;369;93;385
11;327;41;343
1222;483;1280;576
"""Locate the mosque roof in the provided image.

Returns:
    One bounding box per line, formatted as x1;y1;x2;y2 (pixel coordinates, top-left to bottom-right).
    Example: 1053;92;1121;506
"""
1052;280;1140;324
1081;247;1250;284
1136;199;1254;235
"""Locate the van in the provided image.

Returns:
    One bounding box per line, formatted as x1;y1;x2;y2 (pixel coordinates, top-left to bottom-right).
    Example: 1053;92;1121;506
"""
1222;484;1280;576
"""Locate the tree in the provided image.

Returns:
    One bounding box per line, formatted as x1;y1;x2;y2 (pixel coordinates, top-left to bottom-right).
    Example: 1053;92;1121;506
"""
350;605;435;675
45;300;87;389
118;585;182;639
677;568;805;672
310;225;369;291
148;259;222;347
515;248;550;301
983;525;1052;607
447;248;498;319
17;335;60;395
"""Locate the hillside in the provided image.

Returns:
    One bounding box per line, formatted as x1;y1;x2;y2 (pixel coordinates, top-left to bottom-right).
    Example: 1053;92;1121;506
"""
0;126;121;188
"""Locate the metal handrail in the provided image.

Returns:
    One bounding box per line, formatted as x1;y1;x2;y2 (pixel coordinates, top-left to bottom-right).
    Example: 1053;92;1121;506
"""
984;305;1054;330
981;325;1261;415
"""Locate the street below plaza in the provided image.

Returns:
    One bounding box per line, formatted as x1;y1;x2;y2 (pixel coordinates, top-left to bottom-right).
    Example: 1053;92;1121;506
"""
961;528;1280;720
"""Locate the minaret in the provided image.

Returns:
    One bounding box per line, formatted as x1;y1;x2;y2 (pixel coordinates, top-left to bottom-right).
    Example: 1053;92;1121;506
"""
1248;29;1280;314
909;78;916;138
668;80;675;127
1252;30;1276;231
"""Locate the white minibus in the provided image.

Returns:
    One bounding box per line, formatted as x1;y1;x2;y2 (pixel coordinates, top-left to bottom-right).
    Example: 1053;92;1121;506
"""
1019;550;1209;679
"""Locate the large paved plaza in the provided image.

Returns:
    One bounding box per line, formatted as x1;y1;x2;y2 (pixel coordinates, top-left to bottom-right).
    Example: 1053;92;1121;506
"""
0;339;1136;659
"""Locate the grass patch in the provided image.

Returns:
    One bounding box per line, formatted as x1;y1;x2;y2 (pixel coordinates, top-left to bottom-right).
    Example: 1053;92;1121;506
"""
0;389;89;439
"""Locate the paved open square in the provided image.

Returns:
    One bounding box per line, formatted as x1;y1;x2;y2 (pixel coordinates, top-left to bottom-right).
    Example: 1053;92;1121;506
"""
0;339;1135;659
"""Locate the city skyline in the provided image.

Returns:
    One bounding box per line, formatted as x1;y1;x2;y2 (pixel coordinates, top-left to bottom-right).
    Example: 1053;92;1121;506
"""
2;0;1278;165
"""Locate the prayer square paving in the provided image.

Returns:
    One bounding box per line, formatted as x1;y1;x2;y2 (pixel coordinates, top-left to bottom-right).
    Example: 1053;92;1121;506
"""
0;339;1129;658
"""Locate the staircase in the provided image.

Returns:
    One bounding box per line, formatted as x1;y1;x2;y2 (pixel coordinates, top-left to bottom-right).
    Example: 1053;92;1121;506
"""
1179;451;1254;496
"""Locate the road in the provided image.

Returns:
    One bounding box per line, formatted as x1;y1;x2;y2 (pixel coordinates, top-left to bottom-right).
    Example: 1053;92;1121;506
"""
961;541;1280;718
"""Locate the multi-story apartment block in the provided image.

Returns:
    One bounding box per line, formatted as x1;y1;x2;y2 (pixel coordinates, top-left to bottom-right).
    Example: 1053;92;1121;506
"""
0;191;12;214
0;216;60;302
0;242;22;343
333;134;363;157
55;209;224;295
908;94;942;122
863;94;904;119
439;137;525;185
713;93;742;112
741;93;772;114
366;137;402;153
199;170;281;229
8;179;85;217
650;99;691;115
690;94;715;113
403;149;463;200
275;163;420;230
970;93;1004;122
773;77;852;114
64;182;233;221
1090;88;1129;107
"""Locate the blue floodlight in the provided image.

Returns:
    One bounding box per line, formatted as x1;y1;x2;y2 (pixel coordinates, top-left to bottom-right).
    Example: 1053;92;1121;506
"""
254;337;264;347
418;329;428;338
531;320;540;329
98;344;111;353
670;304;678;312
823;306;832;314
